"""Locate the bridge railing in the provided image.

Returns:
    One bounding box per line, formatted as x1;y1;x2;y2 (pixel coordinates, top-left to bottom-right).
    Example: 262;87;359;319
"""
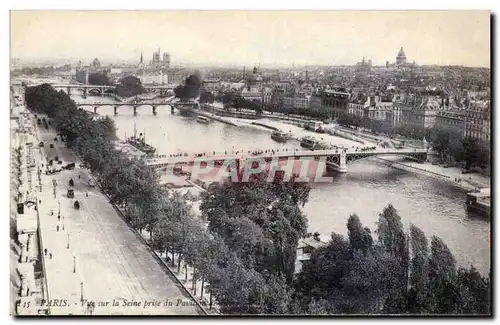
145;147;427;165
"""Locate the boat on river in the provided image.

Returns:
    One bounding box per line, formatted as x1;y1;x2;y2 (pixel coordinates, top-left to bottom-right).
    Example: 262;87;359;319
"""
300;136;327;150
466;189;491;217
271;130;291;143
126;123;156;157
196;116;210;124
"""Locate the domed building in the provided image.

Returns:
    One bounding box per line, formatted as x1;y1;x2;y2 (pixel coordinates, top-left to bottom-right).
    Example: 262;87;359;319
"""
396;47;407;66
242;66;264;101
74;57;110;84
92;58;101;69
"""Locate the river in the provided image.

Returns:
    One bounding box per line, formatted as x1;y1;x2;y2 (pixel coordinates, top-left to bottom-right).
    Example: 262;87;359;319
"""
76;97;490;275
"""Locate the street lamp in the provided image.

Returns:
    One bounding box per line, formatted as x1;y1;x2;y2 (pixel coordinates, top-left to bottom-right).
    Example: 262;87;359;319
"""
73;255;76;273
80;282;84;302
67;233;70;249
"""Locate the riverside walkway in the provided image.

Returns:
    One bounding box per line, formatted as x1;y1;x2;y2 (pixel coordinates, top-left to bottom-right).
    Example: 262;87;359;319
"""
33;115;203;315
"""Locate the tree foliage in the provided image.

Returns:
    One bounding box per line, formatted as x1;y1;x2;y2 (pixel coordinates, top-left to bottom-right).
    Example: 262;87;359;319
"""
88;72;111;85
115;75;144;98
293;204;490;315
174;74;202;100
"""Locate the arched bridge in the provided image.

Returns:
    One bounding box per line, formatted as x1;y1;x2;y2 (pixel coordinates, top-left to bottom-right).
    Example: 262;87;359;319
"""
50;83;177;96
145;148;429;173
76;97;176;115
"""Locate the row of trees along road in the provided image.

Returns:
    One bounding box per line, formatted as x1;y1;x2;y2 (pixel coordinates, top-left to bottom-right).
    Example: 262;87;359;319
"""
24;83;490;315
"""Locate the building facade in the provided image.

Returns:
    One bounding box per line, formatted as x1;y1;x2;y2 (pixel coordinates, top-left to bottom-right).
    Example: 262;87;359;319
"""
464;101;491;142
321;89;350;119
435;110;465;134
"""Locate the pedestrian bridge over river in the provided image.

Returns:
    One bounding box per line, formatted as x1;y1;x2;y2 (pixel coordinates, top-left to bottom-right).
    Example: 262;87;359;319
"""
145;148;428;173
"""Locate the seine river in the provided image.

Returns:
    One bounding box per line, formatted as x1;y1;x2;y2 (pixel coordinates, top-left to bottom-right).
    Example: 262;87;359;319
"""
78;99;490;275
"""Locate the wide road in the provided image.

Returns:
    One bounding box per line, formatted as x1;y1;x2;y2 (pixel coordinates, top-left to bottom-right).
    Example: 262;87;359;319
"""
36;116;203;315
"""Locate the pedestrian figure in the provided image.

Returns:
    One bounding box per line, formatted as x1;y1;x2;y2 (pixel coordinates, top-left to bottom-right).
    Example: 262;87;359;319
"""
49;253;52;259
44;248;47;256
56;225;59;232
57;215;60;221
86;193;88;197
39;200;41;205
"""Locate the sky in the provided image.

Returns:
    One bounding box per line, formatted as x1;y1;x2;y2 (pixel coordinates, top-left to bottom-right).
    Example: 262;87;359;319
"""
10;10;491;68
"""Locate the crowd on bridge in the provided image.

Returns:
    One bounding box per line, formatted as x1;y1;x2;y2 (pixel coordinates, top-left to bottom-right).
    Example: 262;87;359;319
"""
148;143;425;163
358;146;377;152
151;145;357;161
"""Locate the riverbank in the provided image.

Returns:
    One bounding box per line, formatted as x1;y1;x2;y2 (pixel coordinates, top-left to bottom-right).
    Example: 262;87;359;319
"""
222;116;376;150
377;156;490;192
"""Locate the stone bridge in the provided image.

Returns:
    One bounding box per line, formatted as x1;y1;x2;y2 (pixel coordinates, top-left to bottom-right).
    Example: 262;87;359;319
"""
51;83;176;97
76;98;176;115
12;80;177;97
145;148;429;173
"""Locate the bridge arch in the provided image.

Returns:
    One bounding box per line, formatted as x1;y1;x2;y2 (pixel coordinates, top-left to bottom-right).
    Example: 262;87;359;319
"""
88;88;102;95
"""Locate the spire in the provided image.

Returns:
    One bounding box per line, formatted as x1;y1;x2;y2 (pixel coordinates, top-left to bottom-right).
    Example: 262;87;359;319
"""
140;50;143;64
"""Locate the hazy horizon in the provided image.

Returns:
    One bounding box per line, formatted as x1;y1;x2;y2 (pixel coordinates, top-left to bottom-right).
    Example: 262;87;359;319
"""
11;11;491;68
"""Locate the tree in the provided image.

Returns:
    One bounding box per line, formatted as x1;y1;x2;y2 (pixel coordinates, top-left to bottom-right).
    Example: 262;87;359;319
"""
461;137;482;170
427;236;457;313
174;74;202;101
115;75;144;98
88;73;111;85
347;214;373;252
376;204;409;312
200;175;309;282
428;126;463;163
455;266;490;314
199;91;215;104
407;224;430;313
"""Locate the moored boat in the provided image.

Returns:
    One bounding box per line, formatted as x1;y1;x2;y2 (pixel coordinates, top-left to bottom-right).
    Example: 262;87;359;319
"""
271;130;291;143
300;136;315;149
300;136;326;150
466;189;491;217
126;123;156;157
196;116;210;124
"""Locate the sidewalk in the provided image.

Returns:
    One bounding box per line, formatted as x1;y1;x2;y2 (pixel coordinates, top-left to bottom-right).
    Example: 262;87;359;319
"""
33;125;87;315
31;113;203;315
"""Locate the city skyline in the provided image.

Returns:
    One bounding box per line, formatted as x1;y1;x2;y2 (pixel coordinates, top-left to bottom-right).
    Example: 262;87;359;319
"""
11;11;491;68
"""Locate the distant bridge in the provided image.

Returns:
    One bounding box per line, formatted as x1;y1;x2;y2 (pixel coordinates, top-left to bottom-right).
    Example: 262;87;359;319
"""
75;97;176;115
12;80;177;96
145;148;428;173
